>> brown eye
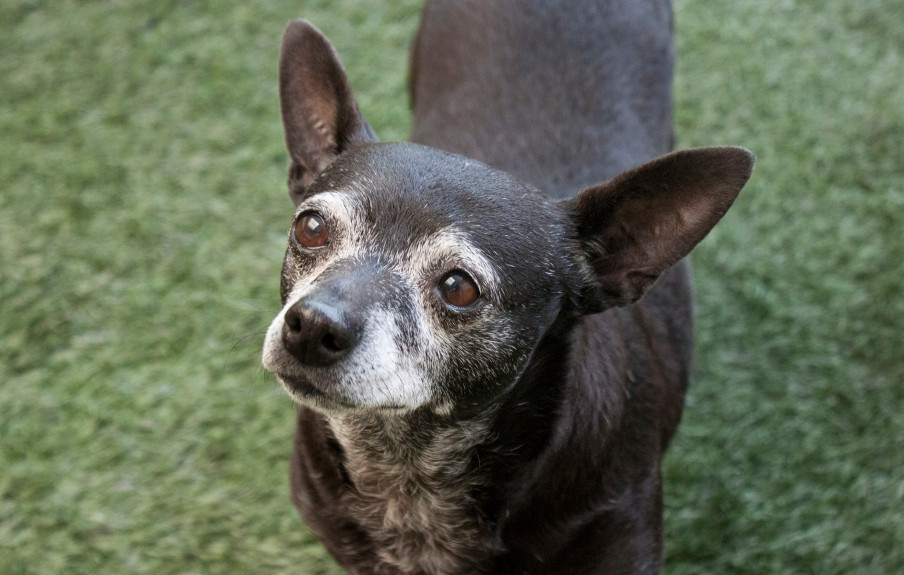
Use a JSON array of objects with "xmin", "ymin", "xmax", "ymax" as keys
[
  {"xmin": 439, "ymin": 271, "xmax": 479, "ymax": 308},
  {"xmin": 294, "ymin": 212, "xmax": 329, "ymax": 249}
]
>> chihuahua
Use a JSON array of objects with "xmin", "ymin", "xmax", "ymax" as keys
[{"xmin": 262, "ymin": 1, "xmax": 753, "ymax": 573}]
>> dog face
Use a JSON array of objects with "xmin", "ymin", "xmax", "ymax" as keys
[
  {"xmin": 263, "ymin": 143, "xmax": 576, "ymax": 413},
  {"xmin": 261, "ymin": 20, "xmax": 753, "ymax": 416}
]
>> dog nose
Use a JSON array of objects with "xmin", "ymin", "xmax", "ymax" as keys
[{"xmin": 281, "ymin": 300, "xmax": 360, "ymax": 367}]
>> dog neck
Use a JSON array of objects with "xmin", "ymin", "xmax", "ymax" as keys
[
  {"xmin": 326, "ymin": 407, "xmax": 496, "ymax": 480},
  {"xmin": 325, "ymin": 408, "xmax": 499, "ymax": 574}
]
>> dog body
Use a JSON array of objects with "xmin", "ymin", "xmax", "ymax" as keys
[{"xmin": 262, "ymin": 2, "xmax": 753, "ymax": 573}]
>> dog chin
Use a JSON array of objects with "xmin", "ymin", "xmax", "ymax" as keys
[
  {"xmin": 276, "ymin": 373, "xmax": 413, "ymax": 414},
  {"xmin": 276, "ymin": 373, "xmax": 343, "ymax": 409}
]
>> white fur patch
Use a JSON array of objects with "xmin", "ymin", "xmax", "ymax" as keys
[{"xmin": 316, "ymin": 308, "xmax": 438, "ymax": 408}]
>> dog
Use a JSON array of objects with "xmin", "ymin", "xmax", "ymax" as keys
[{"xmin": 261, "ymin": 1, "xmax": 753, "ymax": 573}]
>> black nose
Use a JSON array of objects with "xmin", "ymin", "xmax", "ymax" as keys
[{"xmin": 281, "ymin": 299, "xmax": 360, "ymax": 367}]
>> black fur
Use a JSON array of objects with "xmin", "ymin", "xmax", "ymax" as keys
[{"xmin": 262, "ymin": 4, "xmax": 754, "ymax": 574}]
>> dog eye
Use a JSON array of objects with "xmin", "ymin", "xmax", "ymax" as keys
[
  {"xmin": 439, "ymin": 271, "xmax": 479, "ymax": 308},
  {"xmin": 294, "ymin": 212, "xmax": 329, "ymax": 249}
]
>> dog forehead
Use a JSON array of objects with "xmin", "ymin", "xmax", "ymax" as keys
[
  {"xmin": 313, "ymin": 143, "xmax": 560, "ymax": 240},
  {"xmin": 321, "ymin": 143, "xmax": 539, "ymax": 211}
]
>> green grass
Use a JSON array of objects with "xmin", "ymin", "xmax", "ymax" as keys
[{"xmin": 1, "ymin": 0, "xmax": 901, "ymax": 573}]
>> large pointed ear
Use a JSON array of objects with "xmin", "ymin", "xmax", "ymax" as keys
[
  {"xmin": 563, "ymin": 147, "xmax": 754, "ymax": 312},
  {"xmin": 279, "ymin": 19, "xmax": 377, "ymax": 205}
]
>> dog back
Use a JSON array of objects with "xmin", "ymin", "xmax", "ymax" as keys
[{"xmin": 410, "ymin": 0, "xmax": 674, "ymax": 199}]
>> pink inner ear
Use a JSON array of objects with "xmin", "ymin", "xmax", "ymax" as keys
[
  {"xmin": 298, "ymin": 94, "xmax": 341, "ymax": 174},
  {"xmin": 310, "ymin": 117, "xmax": 337, "ymax": 151}
]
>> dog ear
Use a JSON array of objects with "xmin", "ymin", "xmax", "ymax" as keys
[
  {"xmin": 279, "ymin": 19, "xmax": 377, "ymax": 205},
  {"xmin": 563, "ymin": 147, "xmax": 754, "ymax": 312}
]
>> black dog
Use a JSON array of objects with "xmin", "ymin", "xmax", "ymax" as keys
[{"xmin": 262, "ymin": 1, "xmax": 753, "ymax": 573}]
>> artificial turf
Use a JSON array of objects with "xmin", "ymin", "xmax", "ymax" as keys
[{"xmin": 1, "ymin": 0, "xmax": 901, "ymax": 573}]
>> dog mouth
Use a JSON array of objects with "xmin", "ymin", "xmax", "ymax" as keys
[
  {"xmin": 276, "ymin": 372, "xmax": 353, "ymax": 408},
  {"xmin": 275, "ymin": 372, "xmax": 408, "ymax": 412}
]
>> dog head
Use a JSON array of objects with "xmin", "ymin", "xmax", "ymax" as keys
[{"xmin": 261, "ymin": 20, "xmax": 754, "ymax": 415}]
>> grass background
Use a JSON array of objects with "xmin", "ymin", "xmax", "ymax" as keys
[{"xmin": 1, "ymin": 0, "xmax": 901, "ymax": 573}]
